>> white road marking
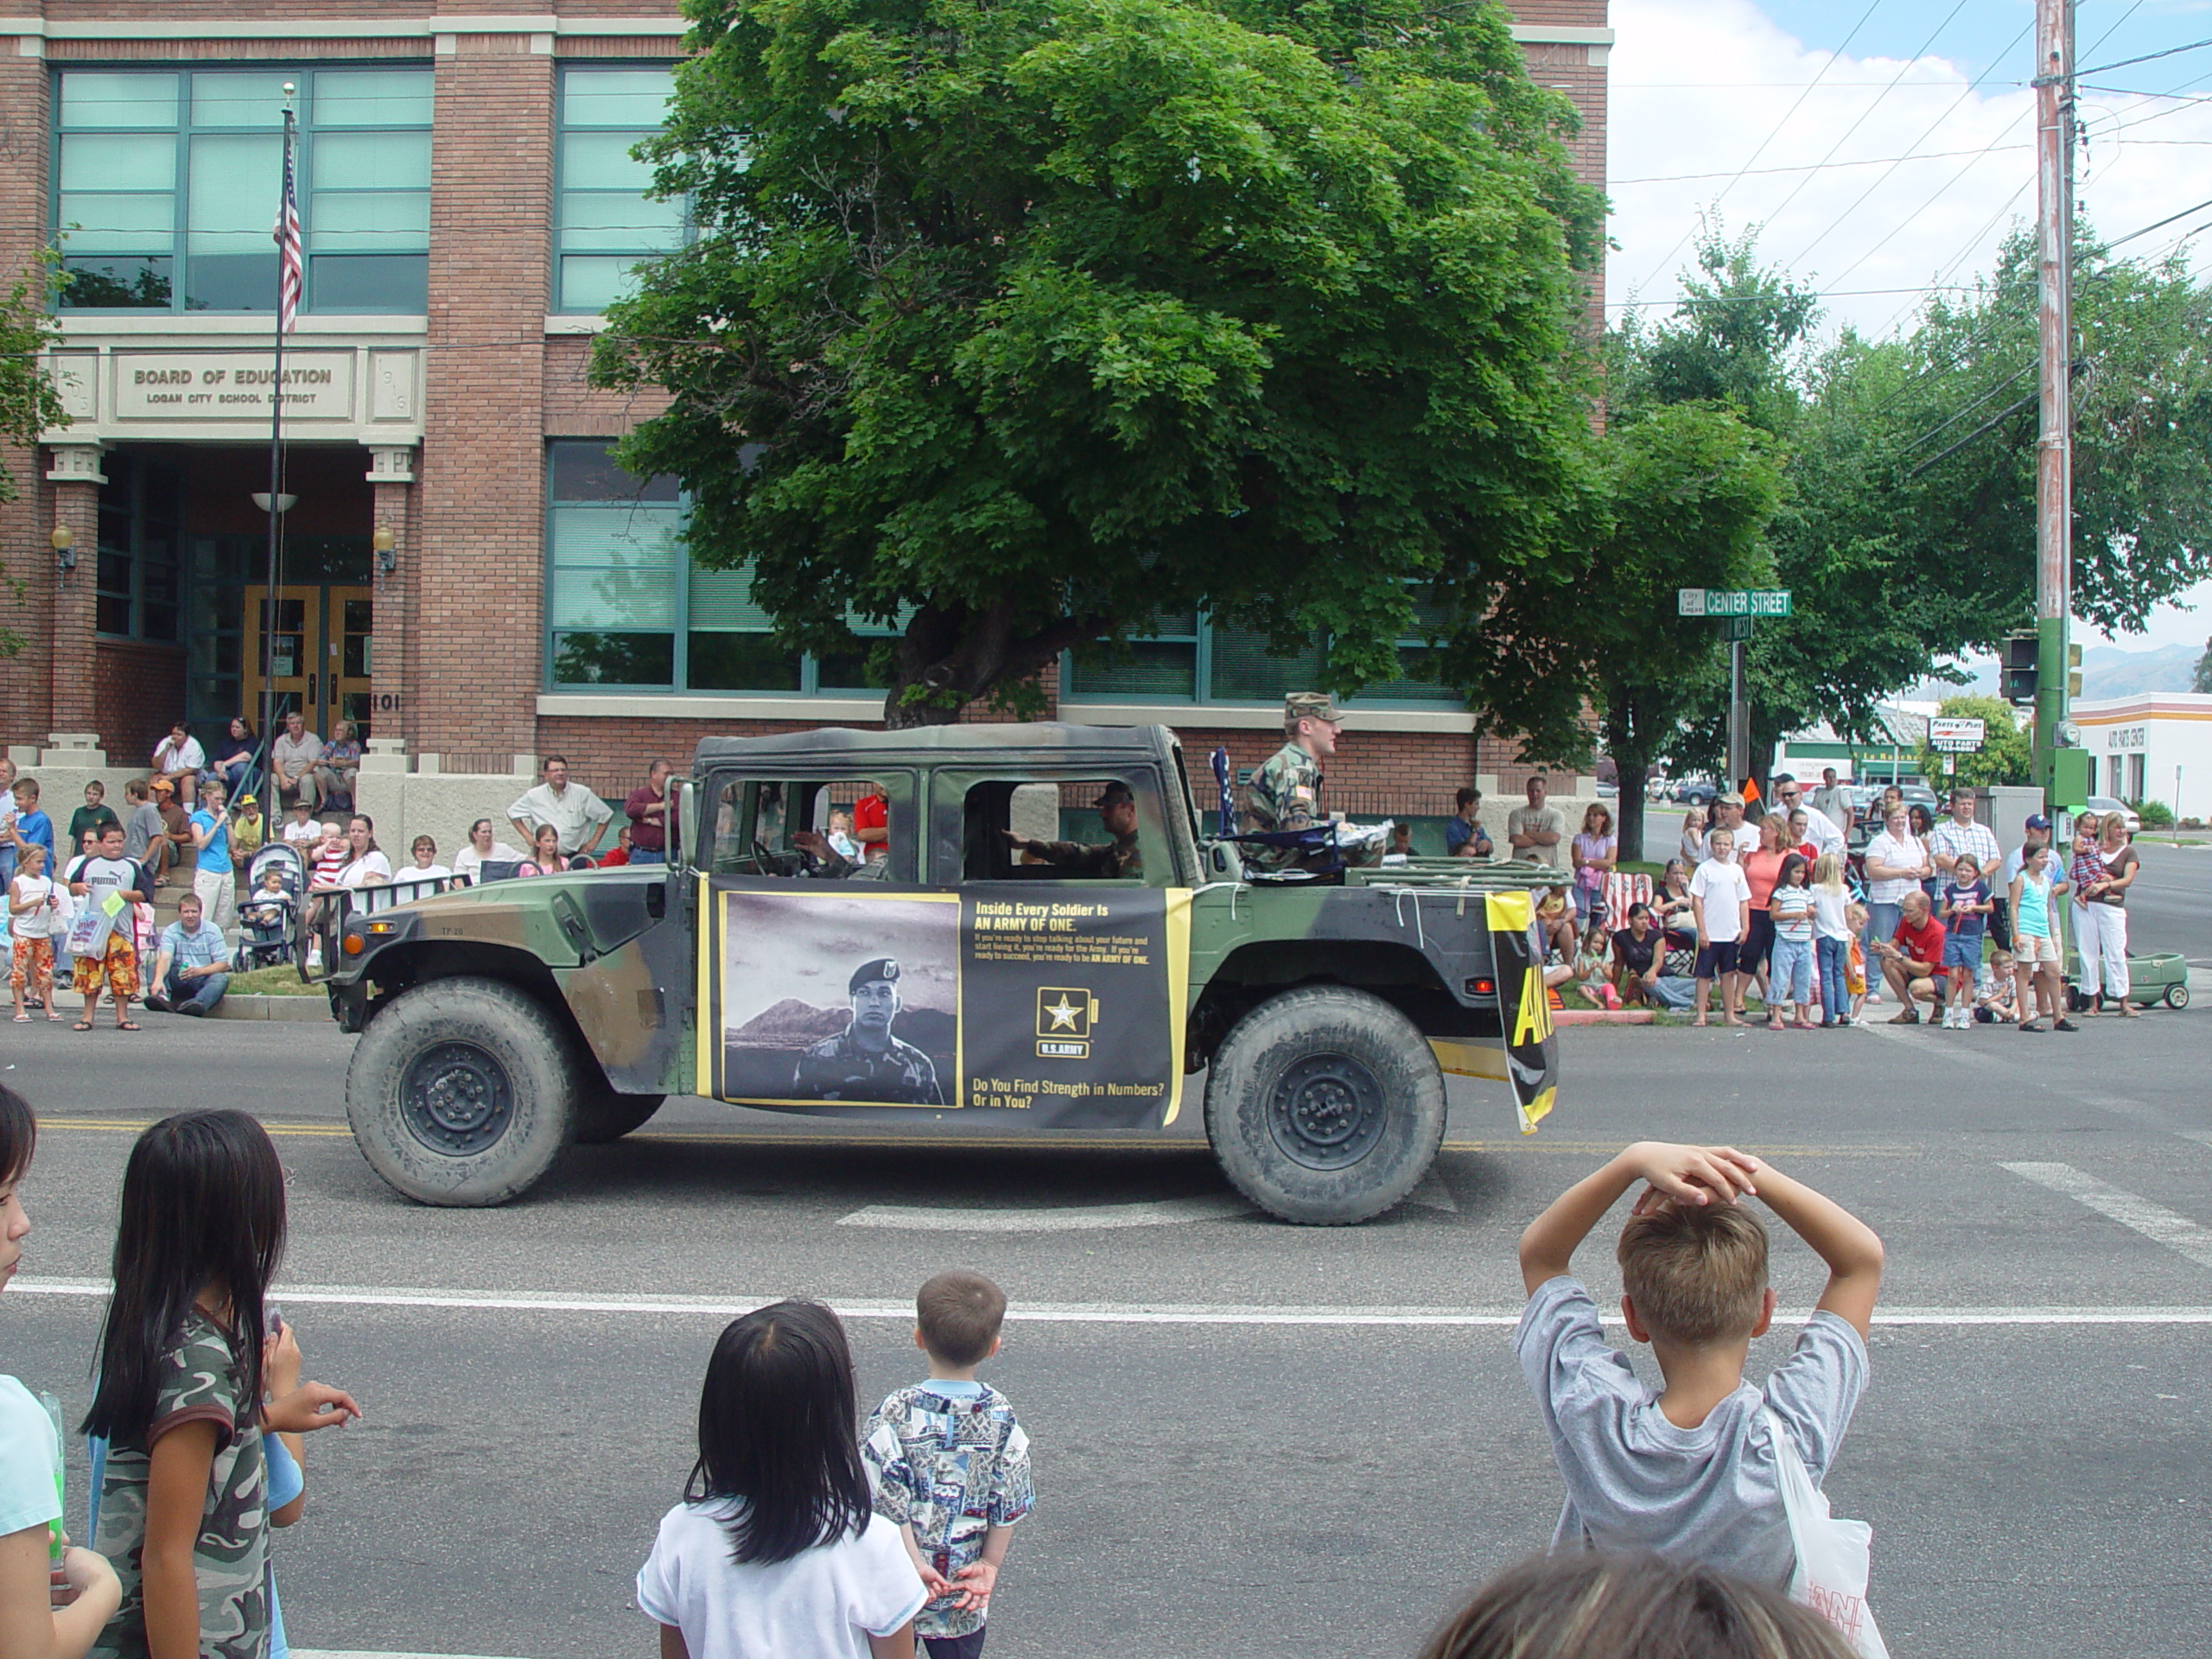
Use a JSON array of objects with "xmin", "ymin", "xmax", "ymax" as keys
[
  {"xmin": 836, "ymin": 1194, "xmax": 1253, "ymax": 1231},
  {"xmin": 1863, "ymin": 1021, "xmax": 2008, "ymax": 1069},
  {"xmin": 2003, "ymin": 1161, "xmax": 2212, "ymax": 1270},
  {"xmin": 15, "ymin": 1279, "xmax": 2212, "ymax": 1326}
]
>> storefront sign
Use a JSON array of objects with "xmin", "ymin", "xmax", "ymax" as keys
[
  {"xmin": 2107, "ymin": 727, "xmax": 2145, "ymax": 750},
  {"xmin": 111, "ymin": 352, "xmax": 356, "ymax": 422}
]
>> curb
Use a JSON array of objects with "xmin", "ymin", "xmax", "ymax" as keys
[
  {"xmin": 211, "ymin": 995, "xmax": 330, "ymax": 1023},
  {"xmin": 1554, "ymin": 1008, "xmax": 1656, "ymax": 1026}
]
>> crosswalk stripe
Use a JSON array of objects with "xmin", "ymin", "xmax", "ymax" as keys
[
  {"xmin": 838, "ymin": 1195, "xmax": 1252, "ymax": 1231},
  {"xmin": 2002, "ymin": 1161, "xmax": 2212, "ymax": 1270}
]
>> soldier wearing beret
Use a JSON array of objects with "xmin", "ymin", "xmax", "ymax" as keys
[
  {"xmin": 791, "ymin": 957, "xmax": 944, "ymax": 1104},
  {"xmin": 1245, "ymin": 692, "xmax": 1349, "ymax": 871},
  {"xmin": 1002, "ymin": 781, "xmax": 1144, "ymax": 879}
]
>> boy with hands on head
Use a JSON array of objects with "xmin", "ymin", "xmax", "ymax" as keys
[{"xmin": 1515, "ymin": 1143, "xmax": 1885, "ymax": 1587}]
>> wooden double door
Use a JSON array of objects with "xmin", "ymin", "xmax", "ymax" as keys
[{"xmin": 241, "ymin": 584, "xmax": 373, "ymax": 739}]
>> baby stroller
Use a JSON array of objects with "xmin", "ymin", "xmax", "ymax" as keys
[{"xmin": 241, "ymin": 843, "xmax": 307, "ymax": 969}]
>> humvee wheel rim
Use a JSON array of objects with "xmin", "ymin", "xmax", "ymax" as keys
[
  {"xmin": 1267, "ymin": 1053, "xmax": 1386, "ymax": 1171},
  {"xmin": 402, "ymin": 1041, "xmax": 516, "ymax": 1155}
]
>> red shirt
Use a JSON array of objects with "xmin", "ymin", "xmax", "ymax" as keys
[
  {"xmin": 853, "ymin": 791, "xmax": 887, "ymax": 855},
  {"xmin": 623, "ymin": 783, "xmax": 666, "ymax": 851},
  {"xmin": 600, "ymin": 845, "xmax": 630, "ymax": 867},
  {"xmin": 1892, "ymin": 913, "xmax": 1946, "ymax": 969}
]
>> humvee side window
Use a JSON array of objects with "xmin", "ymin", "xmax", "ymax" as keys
[
  {"xmin": 702, "ymin": 772, "xmax": 917, "ymax": 881},
  {"xmin": 937, "ymin": 774, "xmax": 1156, "ymax": 885}
]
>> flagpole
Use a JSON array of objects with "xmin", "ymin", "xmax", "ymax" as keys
[{"xmin": 258, "ymin": 84, "xmax": 297, "ymax": 779}]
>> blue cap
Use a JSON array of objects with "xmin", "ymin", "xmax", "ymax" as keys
[{"xmin": 2024, "ymin": 813, "xmax": 2051, "ymax": 830}]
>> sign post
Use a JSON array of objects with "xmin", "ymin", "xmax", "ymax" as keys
[{"xmin": 1677, "ymin": 591, "xmax": 1792, "ymax": 788}]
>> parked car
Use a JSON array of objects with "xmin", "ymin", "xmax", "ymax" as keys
[
  {"xmin": 1672, "ymin": 778, "xmax": 1718, "ymax": 805},
  {"xmin": 2082, "ymin": 796, "xmax": 2142, "ymax": 833},
  {"xmin": 1595, "ymin": 780, "xmax": 1618, "ymax": 799}
]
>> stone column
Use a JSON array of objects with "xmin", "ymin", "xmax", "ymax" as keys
[
  {"xmin": 367, "ymin": 444, "xmax": 417, "ymax": 750},
  {"xmin": 45, "ymin": 444, "xmax": 105, "ymax": 738}
]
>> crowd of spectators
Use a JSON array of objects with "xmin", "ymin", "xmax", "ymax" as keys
[{"xmin": 0, "ymin": 727, "xmax": 681, "ymax": 1019}]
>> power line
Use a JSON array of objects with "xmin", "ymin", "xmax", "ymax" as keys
[
  {"xmin": 2076, "ymin": 35, "xmax": 2212, "ymax": 79},
  {"xmin": 1611, "ymin": 144, "xmax": 2031, "ymax": 187},
  {"xmin": 1625, "ymin": 0, "xmax": 1888, "ymax": 296}
]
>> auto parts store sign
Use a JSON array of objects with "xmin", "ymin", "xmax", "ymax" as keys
[{"xmin": 113, "ymin": 352, "xmax": 355, "ymax": 421}]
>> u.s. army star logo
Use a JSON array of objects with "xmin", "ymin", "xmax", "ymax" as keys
[{"xmin": 1034, "ymin": 987, "xmax": 1098, "ymax": 1057}]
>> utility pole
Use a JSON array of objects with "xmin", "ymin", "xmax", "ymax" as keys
[
  {"xmin": 1727, "ymin": 636, "xmax": 1748, "ymax": 797},
  {"xmin": 2032, "ymin": 0, "xmax": 2086, "ymax": 808}
]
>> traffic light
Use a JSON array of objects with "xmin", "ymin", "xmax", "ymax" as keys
[
  {"xmin": 2067, "ymin": 641, "xmax": 2082, "ymax": 698},
  {"xmin": 2002, "ymin": 632, "xmax": 2038, "ymax": 704}
]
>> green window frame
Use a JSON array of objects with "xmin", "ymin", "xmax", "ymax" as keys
[
  {"xmin": 94, "ymin": 452, "xmax": 184, "ymax": 644},
  {"xmin": 54, "ymin": 66, "xmax": 433, "ymax": 315},
  {"xmin": 543, "ymin": 440, "xmax": 899, "ymax": 696},
  {"xmin": 554, "ymin": 65, "xmax": 687, "ymax": 314},
  {"xmin": 1061, "ymin": 617, "xmax": 1460, "ymax": 709}
]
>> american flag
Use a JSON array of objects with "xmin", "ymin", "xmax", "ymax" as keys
[{"xmin": 274, "ymin": 123, "xmax": 302, "ymax": 335}]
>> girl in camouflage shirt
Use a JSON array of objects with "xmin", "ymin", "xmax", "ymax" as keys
[{"xmin": 81, "ymin": 1112, "xmax": 359, "ymax": 1659}]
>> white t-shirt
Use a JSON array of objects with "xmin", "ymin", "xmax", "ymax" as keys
[
  {"xmin": 0, "ymin": 1376, "xmax": 62, "ymax": 1541},
  {"xmin": 1812, "ymin": 888, "xmax": 1853, "ymax": 941},
  {"xmin": 338, "ymin": 851, "xmax": 393, "ymax": 888},
  {"xmin": 153, "ymin": 734, "xmax": 206, "ymax": 773},
  {"xmin": 636, "ymin": 1503, "xmax": 925, "ymax": 1659},
  {"xmin": 282, "ymin": 818, "xmax": 321, "ymax": 846},
  {"xmin": 9, "ymin": 874, "xmax": 60, "ymax": 939},
  {"xmin": 1861, "ymin": 830, "xmax": 1926, "ymax": 904},
  {"xmin": 1688, "ymin": 859, "xmax": 1751, "ymax": 943},
  {"xmin": 453, "ymin": 842, "xmax": 525, "ymax": 879},
  {"xmin": 391, "ymin": 862, "xmax": 452, "ymax": 898}
]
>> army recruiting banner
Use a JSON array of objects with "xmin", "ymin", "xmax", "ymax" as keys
[
  {"xmin": 1484, "ymin": 890, "xmax": 1559, "ymax": 1135},
  {"xmin": 700, "ymin": 882, "xmax": 1190, "ymax": 1127}
]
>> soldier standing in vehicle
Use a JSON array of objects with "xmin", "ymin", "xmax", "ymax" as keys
[
  {"xmin": 1246, "ymin": 692, "xmax": 1369, "ymax": 870},
  {"xmin": 1002, "ymin": 782, "xmax": 1143, "ymax": 878},
  {"xmin": 792, "ymin": 958, "xmax": 944, "ymax": 1104}
]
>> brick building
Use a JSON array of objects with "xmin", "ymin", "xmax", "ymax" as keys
[{"xmin": 0, "ymin": 1, "xmax": 1611, "ymax": 817}]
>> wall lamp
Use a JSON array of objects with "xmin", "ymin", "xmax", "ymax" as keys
[
  {"xmin": 372, "ymin": 524, "xmax": 397, "ymax": 577},
  {"xmin": 50, "ymin": 524, "xmax": 74, "ymax": 574}
]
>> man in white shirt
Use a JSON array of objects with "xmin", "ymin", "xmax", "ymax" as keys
[
  {"xmin": 151, "ymin": 721, "xmax": 205, "ymax": 801},
  {"xmin": 1506, "ymin": 774, "xmax": 1567, "ymax": 868},
  {"xmin": 270, "ymin": 711, "xmax": 336, "ymax": 810},
  {"xmin": 281, "ymin": 799, "xmax": 321, "ymax": 847},
  {"xmin": 507, "ymin": 755, "xmax": 613, "ymax": 857},
  {"xmin": 1706, "ymin": 793, "xmax": 1752, "ymax": 865},
  {"xmin": 1929, "ymin": 786, "xmax": 2000, "ymax": 879},
  {"xmin": 1688, "ymin": 828, "xmax": 1752, "ymax": 1026},
  {"xmin": 1808, "ymin": 767, "xmax": 1855, "ymax": 837},
  {"xmin": 1764, "ymin": 774, "xmax": 1844, "ymax": 857}
]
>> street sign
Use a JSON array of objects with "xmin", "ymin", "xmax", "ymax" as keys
[
  {"xmin": 1677, "ymin": 588, "xmax": 1791, "ymax": 618},
  {"xmin": 1929, "ymin": 716, "xmax": 1986, "ymax": 753},
  {"xmin": 1723, "ymin": 615, "xmax": 1756, "ymax": 642}
]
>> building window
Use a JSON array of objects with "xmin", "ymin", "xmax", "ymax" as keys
[
  {"xmin": 95, "ymin": 452, "xmax": 183, "ymax": 643},
  {"xmin": 1063, "ymin": 615, "xmax": 1458, "ymax": 709},
  {"xmin": 55, "ymin": 67, "xmax": 432, "ymax": 315},
  {"xmin": 555, "ymin": 66, "xmax": 686, "ymax": 313},
  {"xmin": 546, "ymin": 440, "xmax": 892, "ymax": 696}
]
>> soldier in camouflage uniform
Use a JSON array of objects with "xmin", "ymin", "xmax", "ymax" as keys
[
  {"xmin": 1002, "ymin": 780, "xmax": 1144, "ymax": 879},
  {"xmin": 792, "ymin": 957, "xmax": 944, "ymax": 1103},
  {"xmin": 1246, "ymin": 692, "xmax": 1382, "ymax": 871}
]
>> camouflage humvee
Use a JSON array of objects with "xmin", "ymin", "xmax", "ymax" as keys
[{"xmin": 326, "ymin": 725, "xmax": 1560, "ymax": 1223}]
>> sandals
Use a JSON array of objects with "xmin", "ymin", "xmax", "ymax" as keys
[
  {"xmin": 73, "ymin": 1020, "xmax": 93, "ymax": 1031},
  {"xmin": 115, "ymin": 1020, "xmax": 141, "ymax": 1032},
  {"xmin": 10, "ymin": 1013, "xmax": 26, "ymax": 1024}
]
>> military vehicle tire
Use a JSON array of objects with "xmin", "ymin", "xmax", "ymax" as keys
[
  {"xmin": 346, "ymin": 976, "xmax": 577, "ymax": 1206},
  {"xmin": 573, "ymin": 1084, "xmax": 664, "ymax": 1144},
  {"xmin": 1203, "ymin": 986, "xmax": 1446, "ymax": 1225}
]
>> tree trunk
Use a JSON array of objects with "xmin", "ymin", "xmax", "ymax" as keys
[
  {"xmin": 878, "ymin": 598, "xmax": 1102, "ymax": 728},
  {"xmin": 1614, "ymin": 757, "xmax": 1651, "ymax": 868}
]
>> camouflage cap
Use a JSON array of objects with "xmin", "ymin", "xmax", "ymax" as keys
[
  {"xmin": 849, "ymin": 957, "xmax": 901, "ymax": 993},
  {"xmin": 1285, "ymin": 691, "xmax": 1342, "ymax": 724}
]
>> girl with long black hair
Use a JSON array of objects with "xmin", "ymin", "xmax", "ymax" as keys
[
  {"xmin": 0, "ymin": 1083, "xmax": 123, "ymax": 1658},
  {"xmin": 637, "ymin": 1300, "xmax": 925, "ymax": 1659},
  {"xmin": 82, "ymin": 1110, "xmax": 359, "ymax": 1659}
]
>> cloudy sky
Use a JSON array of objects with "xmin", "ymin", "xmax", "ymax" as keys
[{"xmin": 1605, "ymin": 0, "xmax": 2212, "ymax": 655}]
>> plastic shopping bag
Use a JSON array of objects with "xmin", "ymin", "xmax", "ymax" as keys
[{"xmin": 1764, "ymin": 1408, "xmax": 1889, "ymax": 1658}]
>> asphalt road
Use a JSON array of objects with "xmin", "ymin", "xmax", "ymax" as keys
[{"xmin": 1, "ymin": 858, "xmax": 2206, "ymax": 1658}]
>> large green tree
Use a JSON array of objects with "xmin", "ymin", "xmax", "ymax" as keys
[
  {"xmin": 594, "ymin": 0, "xmax": 1603, "ymax": 724},
  {"xmin": 1, "ymin": 259, "xmax": 67, "ymax": 658},
  {"xmin": 1726, "ymin": 227, "xmax": 2212, "ymax": 766}
]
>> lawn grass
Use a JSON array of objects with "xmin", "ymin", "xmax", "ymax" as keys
[{"xmin": 224, "ymin": 966, "xmax": 323, "ymax": 996}]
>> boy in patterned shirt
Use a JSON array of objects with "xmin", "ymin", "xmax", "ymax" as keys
[{"xmin": 862, "ymin": 1271, "xmax": 1035, "ymax": 1659}]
